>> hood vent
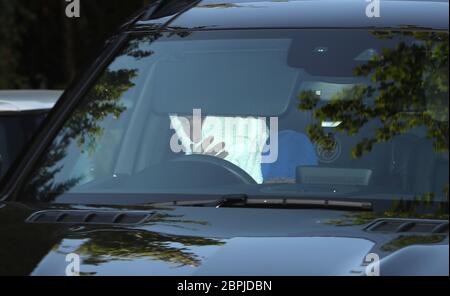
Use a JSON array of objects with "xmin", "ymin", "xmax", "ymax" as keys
[
  {"xmin": 366, "ymin": 219, "xmax": 449, "ymax": 234},
  {"xmin": 26, "ymin": 210, "xmax": 154, "ymax": 226}
]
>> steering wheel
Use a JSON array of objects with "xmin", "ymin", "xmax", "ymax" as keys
[
  {"xmin": 78, "ymin": 154, "xmax": 257, "ymax": 192},
  {"xmin": 172, "ymin": 154, "xmax": 257, "ymax": 185}
]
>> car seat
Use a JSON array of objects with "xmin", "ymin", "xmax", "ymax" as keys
[
  {"xmin": 261, "ymin": 130, "xmax": 318, "ymax": 182},
  {"xmin": 407, "ymin": 138, "xmax": 449, "ymax": 200}
]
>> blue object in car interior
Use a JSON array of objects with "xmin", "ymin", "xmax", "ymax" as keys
[{"xmin": 262, "ymin": 130, "xmax": 318, "ymax": 181}]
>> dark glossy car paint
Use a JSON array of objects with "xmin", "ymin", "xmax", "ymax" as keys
[
  {"xmin": 0, "ymin": 0, "xmax": 448, "ymax": 276},
  {"xmin": 0, "ymin": 201, "xmax": 448, "ymax": 276}
]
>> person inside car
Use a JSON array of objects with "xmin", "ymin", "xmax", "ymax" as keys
[{"xmin": 170, "ymin": 112, "xmax": 269, "ymax": 183}]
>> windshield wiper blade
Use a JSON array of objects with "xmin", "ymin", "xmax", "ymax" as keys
[
  {"xmin": 154, "ymin": 194, "xmax": 373, "ymax": 211},
  {"xmin": 217, "ymin": 196, "xmax": 372, "ymax": 211}
]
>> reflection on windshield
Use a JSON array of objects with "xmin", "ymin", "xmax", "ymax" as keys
[
  {"xmin": 20, "ymin": 29, "xmax": 448, "ymax": 215},
  {"xmin": 299, "ymin": 31, "xmax": 449, "ymax": 203},
  {"xmin": 24, "ymin": 68, "xmax": 136, "ymax": 201},
  {"xmin": 299, "ymin": 31, "xmax": 448, "ymax": 158}
]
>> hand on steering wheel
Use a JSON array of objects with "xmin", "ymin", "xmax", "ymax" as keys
[{"xmin": 191, "ymin": 136, "xmax": 229, "ymax": 159}]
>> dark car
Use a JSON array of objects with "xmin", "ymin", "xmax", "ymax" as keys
[
  {"xmin": 0, "ymin": 90, "xmax": 61, "ymax": 178},
  {"xmin": 0, "ymin": 0, "xmax": 448, "ymax": 276}
]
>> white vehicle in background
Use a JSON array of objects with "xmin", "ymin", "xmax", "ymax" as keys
[{"xmin": 0, "ymin": 90, "xmax": 62, "ymax": 177}]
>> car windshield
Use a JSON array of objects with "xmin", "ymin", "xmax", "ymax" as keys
[{"xmin": 19, "ymin": 29, "xmax": 449, "ymax": 211}]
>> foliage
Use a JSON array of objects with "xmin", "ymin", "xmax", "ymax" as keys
[
  {"xmin": 299, "ymin": 31, "xmax": 449, "ymax": 159},
  {"xmin": 381, "ymin": 235, "xmax": 446, "ymax": 252},
  {"xmin": 24, "ymin": 68, "xmax": 136, "ymax": 201},
  {"xmin": 72, "ymin": 227, "xmax": 224, "ymax": 267},
  {"xmin": 326, "ymin": 194, "xmax": 449, "ymax": 227},
  {"xmin": 0, "ymin": 0, "xmax": 153, "ymax": 89}
]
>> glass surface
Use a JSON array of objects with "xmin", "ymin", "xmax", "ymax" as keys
[{"xmin": 20, "ymin": 30, "xmax": 449, "ymax": 213}]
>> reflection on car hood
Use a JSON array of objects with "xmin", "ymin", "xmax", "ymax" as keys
[
  {"xmin": 32, "ymin": 235, "xmax": 374, "ymax": 276},
  {"xmin": 0, "ymin": 203, "xmax": 448, "ymax": 276}
]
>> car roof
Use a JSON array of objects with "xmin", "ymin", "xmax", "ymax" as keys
[
  {"xmin": 0, "ymin": 90, "xmax": 62, "ymax": 113},
  {"xmin": 135, "ymin": 0, "xmax": 449, "ymax": 31}
]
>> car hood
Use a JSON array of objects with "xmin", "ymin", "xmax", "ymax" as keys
[
  {"xmin": 0, "ymin": 203, "xmax": 448, "ymax": 276},
  {"xmin": 34, "ymin": 235, "xmax": 376, "ymax": 276}
]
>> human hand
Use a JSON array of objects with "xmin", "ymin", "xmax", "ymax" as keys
[{"xmin": 191, "ymin": 136, "xmax": 229, "ymax": 159}]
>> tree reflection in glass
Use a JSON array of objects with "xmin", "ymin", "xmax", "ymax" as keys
[
  {"xmin": 299, "ymin": 31, "xmax": 448, "ymax": 157},
  {"xmin": 26, "ymin": 68, "xmax": 137, "ymax": 201},
  {"xmin": 299, "ymin": 31, "xmax": 449, "ymax": 201}
]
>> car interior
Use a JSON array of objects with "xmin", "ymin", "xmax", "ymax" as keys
[{"xmin": 41, "ymin": 31, "xmax": 448, "ymax": 202}]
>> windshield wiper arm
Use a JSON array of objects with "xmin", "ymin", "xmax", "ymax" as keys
[
  {"xmin": 217, "ymin": 195, "xmax": 372, "ymax": 211},
  {"xmin": 155, "ymin": 194, "xmax": 373, "ymax": 211}
]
